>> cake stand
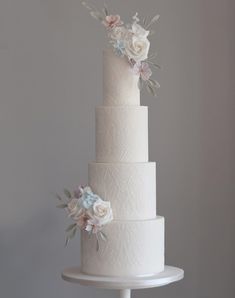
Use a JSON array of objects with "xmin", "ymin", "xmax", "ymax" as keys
[{"xmin": 62, "ymin": 266, "xmax": 184, "ymax": 298}]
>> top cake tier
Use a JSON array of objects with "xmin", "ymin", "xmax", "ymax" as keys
[{"xmin": 103, "ymin": 49, "xmax": 140, "ymax": 106}]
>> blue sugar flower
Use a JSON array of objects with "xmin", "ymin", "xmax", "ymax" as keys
[
  {"xmin": 79, "ymin": 187, "xmax": 98, "ymax": 209},
  {"xmin": 113, "ymin": 40, "xmax": 125, "ymax": 57}
]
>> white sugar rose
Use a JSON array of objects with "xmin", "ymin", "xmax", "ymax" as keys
[
  {"xmin": 131, "ymin": 23, "xmax": 149, "ymax": 38},
  {"xmin": 92, "ymin": 199, "xmax": 113, "ymax": 225},
  {"xmin": 110, "ymin": 26, "xmax": 127, "ymax": 41},
  {"xmin": 124, "ymin": 34, "xmax": 150, "ymax": 62},
  {"xmin": 67, "ymin": 198, "xmax": 81, "ymax": 219}
]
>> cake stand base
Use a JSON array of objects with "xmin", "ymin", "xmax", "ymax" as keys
[
  {"xmin": 120, "ymin": 289, "xmax": 131, "ymax": 298},
  {"xmin": 62, "ymin": 265, "xmax": 184, "ymax": 298}
]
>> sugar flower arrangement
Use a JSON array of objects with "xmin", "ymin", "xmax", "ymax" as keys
[
  {"xmin": 56, "ymin": 186, "xmax": 113, "ymax": 251},
  {"xmin": 82, "ymin": 1, "xmax": 161, "ymax": 96}
]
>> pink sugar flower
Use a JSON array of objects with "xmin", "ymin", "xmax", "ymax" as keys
[
  {"xmin": 102, "ymin": 15, "xmax": 123, "ymax": 29},
  {"xmin": 85, "ymin": 217, "xmax": 102, "ymax": 234},
  {"xmin": 74, "ymin": 185, "xmax": 84, "ymax": 198},
  {"xmin": 133, "ymin": 61, "xmax": 152, "ymax": 81},
  {"xmin": 76, "ymin": 211, "xmax": 90, "ymax": 230}
]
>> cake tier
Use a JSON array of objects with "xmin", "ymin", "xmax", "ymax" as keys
[
  {"xmin": 103, "ymin": 49, "xmax": 140, "ymax": 106},
  {"xmin": 96, "ymin": 106, "xmax": 148, "ymax": 162},
  {"xmin": 81, "ymin": 217, "xmax": 164, "ymax": 277},
  {"xmin": 89, "ymin": 162, "xmax": 156, "ymax": 220}
]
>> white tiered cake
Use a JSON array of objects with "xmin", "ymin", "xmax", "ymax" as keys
[{"xmin": 81, "ymin": 49, "xmax": 165, "ymax": 277}]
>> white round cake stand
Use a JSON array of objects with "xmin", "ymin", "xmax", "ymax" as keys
[{"xmin": 62, "ymin": 266, "xmax": 184, "ymax": 298}]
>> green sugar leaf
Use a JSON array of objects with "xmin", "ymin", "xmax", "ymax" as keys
[
  {"xmin": 56, "ymin": 203, "xmax": 68, "ymax": 209},
  {"xmin": 146, "ymin": 14, "xmax": 160, "ymax": 29},
  {"xmin": 96, "ymin": 239, "xmax": 100, "ymax": 252},
  {"xmin": 66, "ymin": 223, "xmax": 77, "ymax": 232},
  {"xmin": 55, "ymin": 193, "xmax": 63, "ymax": 201},
  {"xmin": 152, "ymin": 63, "xmax": 161, "ymax": 70},
  {"xmin": 99, "ymin": 231, "xmax": 108, "ymax": 241},
  {"xmin": 149, "ymin": 79, "xmax": 160, "ymax": 88},
  {"xmin": 142, "ymin": 16, "xmax": 147, "ymax": 26},
  {"xmin": 146, "ymin": 82, "xmax": 157, "ymax": 97},
  {"xmin": 65, "ymin": 236, "xmax": 69, "ymax": 247},
  {"xmin": 64, "ymin": 188, "xmax": 72, "ymax": 199},
  {"xmin": 90, "ymin": 11, "xmax": 104, "ymax": 21},
  {"xmin": 138, "ymin": 77, "xmax": 144, "ymax": 90}
]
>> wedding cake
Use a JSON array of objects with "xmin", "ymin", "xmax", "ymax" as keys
[
  {"xmin": 57, "ymin": 3, "xmax": 164, "ymax": 278},
  {"xmin": 81, "ymin": 48, "xmax": 164, "ymax": 277}
]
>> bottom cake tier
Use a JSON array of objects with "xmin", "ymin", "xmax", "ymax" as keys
[{"xmin": 81, "ymin": 216, "xmax": 165, "ymax": 277}]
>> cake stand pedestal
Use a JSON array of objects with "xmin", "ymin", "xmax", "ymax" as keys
[{"xmin": 62, "ymin": 266, "xmax": 184, "ymax": 298}]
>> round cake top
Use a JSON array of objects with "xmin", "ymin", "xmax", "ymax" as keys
[{"xmin": 103, "ymin": 48, "xmax": 140, "ymax": 106}]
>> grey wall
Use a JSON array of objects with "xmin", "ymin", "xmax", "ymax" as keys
[{"xmin": 0, "ymin": 0, "xmax": 234, "ymax": 297}]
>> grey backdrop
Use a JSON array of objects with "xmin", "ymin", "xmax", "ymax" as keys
[{"xmin": 0, "ymin": 0, "xmax": 234, "ymax": 297}]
